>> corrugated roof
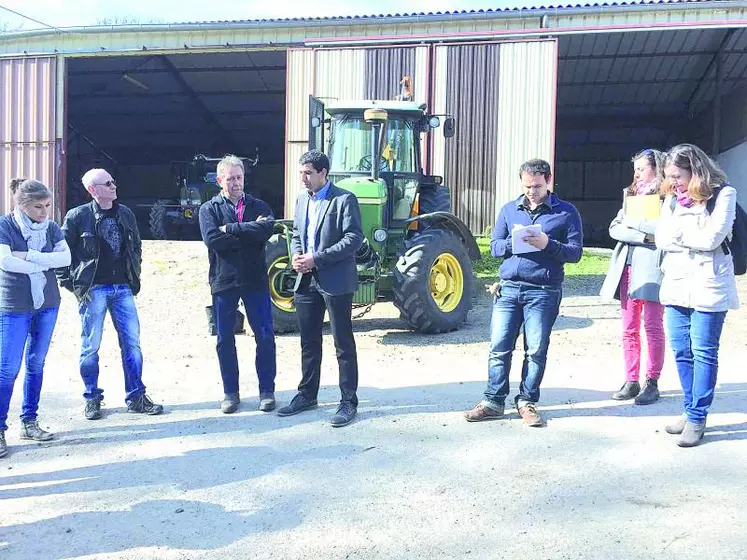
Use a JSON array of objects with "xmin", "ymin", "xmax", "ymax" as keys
[{"xmin": 166, "ymin": 1, "xmax": 717, "ymax": 26}]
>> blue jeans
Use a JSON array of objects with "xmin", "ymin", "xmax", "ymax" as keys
[
  {"xmin": 483, "ymin": 282, "xmax": 561, "ymax": 408},
  {"xmin": 213, "ymin": 288, "xmax": 276, "ymax": 395},
  {"xmin": 665, "ymin": 305, "xmax": 727, "ymax": 423},
  {"xmin": 79, "ymin": 285, "xmax": 145, "ymax": 403},
  {"xmin": 0, "ymin": 307, "xmax": 59, "ymax": 431}
]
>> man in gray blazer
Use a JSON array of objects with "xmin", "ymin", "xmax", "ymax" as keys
[{"xmin": 276, "ymin": 150, "xmax": 364, "ymax": 427}]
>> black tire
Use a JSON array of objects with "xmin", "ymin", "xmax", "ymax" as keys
[
  {"xmin": 265, "ymin": 234, "xmax": 299, "ymax": 334},
  {"xmin": 419, "ymin": 185, "xmax": 451, "ymax": 215},
  {"xmin": 393, "ymin": 228, "xmax": 473, "ymax": 333},
  {"xmin": 149, "ymin": 200, "xmax": 170, "ymax": 240}
]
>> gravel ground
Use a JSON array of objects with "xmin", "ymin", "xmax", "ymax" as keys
[{"xmin": 0, "ymin": 241, "xmax": 745, "ymax": 560}]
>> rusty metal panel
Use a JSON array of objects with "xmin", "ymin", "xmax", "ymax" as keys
[
  {"xmin": 285, "ymin": 48, "xmax": 314, "ymax": 216},
  {"xmin": 0, "ymin": 56, "xmax": 57, "ymax": 216},
  {"xmin": 444, "ymin": 43, "xmax": 501, "ymax": 234},
  {"xmin": 495, "ymin": 40, "xmax": 557, "ymax": 217}
]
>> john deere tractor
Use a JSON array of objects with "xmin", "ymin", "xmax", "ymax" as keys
[
  {"xmin": 149, "ymin": 153, "xmax": 258, "ymax": 240},
  {"xmin": 265, "ymin": 97, "xmax": 480, "ymax": 334}
]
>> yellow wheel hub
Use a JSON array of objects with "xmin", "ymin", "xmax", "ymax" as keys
[
  {"xmin": 429, "ymin": 253, "xmax": 464, "ymax": 313},
  {"xmin": 268, "ymin": 256, "xmax": 295, "ymax": 312}
]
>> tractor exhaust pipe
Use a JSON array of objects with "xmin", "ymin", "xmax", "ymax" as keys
[{"xmin": 364, "ymin": 108, "xmax": 388, "ymax": 181}]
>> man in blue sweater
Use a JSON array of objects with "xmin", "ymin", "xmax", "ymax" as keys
[{"xmin": 465, "ymin": 159, "xmax": 583, "ymax": 427}]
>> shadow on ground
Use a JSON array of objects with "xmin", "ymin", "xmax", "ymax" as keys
[
  {"xmin": 5, "ymin": 382, "xmax": 743, "ymax": 468},
  {"xmin": 0, "ymin": 498, "xmax": 297, "ymax": 558}
]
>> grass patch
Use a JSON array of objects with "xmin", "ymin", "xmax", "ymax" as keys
[{"xmin": 473, "ymin": 236, "xmax": 610, "ymax": 279}]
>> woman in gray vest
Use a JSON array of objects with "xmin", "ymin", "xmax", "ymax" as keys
[
  {"xmin": 0, "ymin": 179, "xmax": 71, "ymax": 458},
  {"xmin": 600, "ymin": 149, "xmax": 666, "ymax": 405}
]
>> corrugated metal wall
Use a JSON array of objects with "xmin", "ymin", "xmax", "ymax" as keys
[
  {"xmin": 315, "ymin": 49, "xmax": 366, "ymax": 101},
  {"xmin": 444, "ymin": 43, "xmax": 501, "ymax": 234},
  {"xmin": 431, "ymin": 47, "xmax": 448, "ymax": 178},
  {"xmin": 0, "ymin": 56, "xmax": 57, "ymax": 215},
  {"xmin": 365, "ymin": 48, "xmax": 416, "ymax": 100},
  {"xmin": 285, "ymin": 48, "xmax": 314, "ymax": 216},
  {"xmin": 413, "ymin": 47, "xmax": 429, "ymax": 106},
  {"xmin": 495, "ymin": 40, "xmax": 557, "ymax": 217},
  {"xmin": 284, "ymin": 48, "xmax": 366, "ymax": 215}
]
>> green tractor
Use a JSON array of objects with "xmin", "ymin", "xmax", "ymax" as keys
[
  {"xmin": 149, "ymin": 153, "xmax": 258, "ymax": 240},
  {"xmin": 265, "ymin": 97, "xmax": 480, "ymax": 334}
]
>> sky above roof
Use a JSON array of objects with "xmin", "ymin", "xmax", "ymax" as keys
[{"xmin": 0, "ymin": 0, "xmax": 681, "ymax": 30}]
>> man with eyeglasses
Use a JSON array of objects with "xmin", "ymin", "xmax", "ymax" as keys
[{"xmin": 58, "ymin": 168, "xmax": 164, "ymax": 420}]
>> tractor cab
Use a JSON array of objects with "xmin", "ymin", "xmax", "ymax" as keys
[{"xmin": 311, "ymin": 99, "xmax": 452, "ymax": 226}]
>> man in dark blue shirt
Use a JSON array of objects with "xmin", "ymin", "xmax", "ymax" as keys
[{"xmin": 465, "ymin": 159, "xmax": 583, "ymax": 427}]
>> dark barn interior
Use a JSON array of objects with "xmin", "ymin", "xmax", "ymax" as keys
[{"xmin": 65, "ymin": 50, "xmax": 287, "ymax": 237}]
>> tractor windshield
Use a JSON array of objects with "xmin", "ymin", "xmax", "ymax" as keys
[{"xmin": 328, "ymin": 115, "xmax": 417, "ymax": 176}]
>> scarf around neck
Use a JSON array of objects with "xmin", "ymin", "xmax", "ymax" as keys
[
  {"xmin": 674, "ymin": 184, "xmax": 695, "ymax": 208},
  {"xmin": 13, "ymin": 207, "xmax": 50, "ymax": 309},
  {"xmin": 634, "ymin": 180, "xmax": 659, "ymax": 196}
]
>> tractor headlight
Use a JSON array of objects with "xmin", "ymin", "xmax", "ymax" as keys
[{"xmin": 373, "ymin": 229, "xmax": 387, "ymax": 243}]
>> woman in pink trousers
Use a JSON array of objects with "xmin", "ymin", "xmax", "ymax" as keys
[{"xmin": 600, "ymin": 149, "xmax": 666, "ymax": 405}]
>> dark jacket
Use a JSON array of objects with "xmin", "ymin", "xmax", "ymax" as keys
[
  {"xmin": 199, "ymin": 193, "xmax": 275, "ymax": 295},
  {"xmin": 291, "ymin": 183, "xmax": 363, "ymax": 296},
  {"xmin": 491, "ymin": 193, "xmax": 583, "ymax": 287},
  {"xmin": 57, "ymin": 201, "xmax": 142, "ymax": 302}
]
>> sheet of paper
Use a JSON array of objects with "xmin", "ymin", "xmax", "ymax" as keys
[{"xmin": 511, "ymin": 224, "xmax": 543, "ymax": 254}]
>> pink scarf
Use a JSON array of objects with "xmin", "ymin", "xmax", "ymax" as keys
[
  {"xmin": 236, "ymin": 197, "xmax": 245, "ymax": 222},
  {"xmin": 634, "ymin": 180, "xmax": 658, "ymax": 196},
  {"xmin": 674, "ymin": 184, "xmax": 695, "ymax": 208}
]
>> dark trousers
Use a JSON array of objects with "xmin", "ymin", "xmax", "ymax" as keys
[
  {"xmin": 213, "ymin": 288, "xmax": 277, "ymax": 395},
  {"xmin": 295, "ymin": 283, "xmax": 358, "ymax": 406}
]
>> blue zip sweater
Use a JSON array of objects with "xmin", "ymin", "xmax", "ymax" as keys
[{"xmin": 491, "ymin": 193, "xmax": 583, "ymax": 287}]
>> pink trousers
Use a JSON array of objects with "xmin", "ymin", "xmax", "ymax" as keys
[{"xmin": 620, "ymin": 266, "xmax": 665, "ymax": 382}]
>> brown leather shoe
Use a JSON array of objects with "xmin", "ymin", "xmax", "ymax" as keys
[
  {"xmin": 464, "ymin": 402, "xmax": 504, "ymax": 422},
  {"xmin": 518, "ymin": 403, "xmax": 544, "ymax": 427}
]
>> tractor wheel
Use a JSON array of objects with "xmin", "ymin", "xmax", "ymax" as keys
[
  {"xmin": 265, "ymin": 234, "xmax": 299, "ymax": 334},
  {"xmin": 418, "ymin": 184, "xmax": 451, "ymax": 215},
  {"xmin": 149, "ymin": 200, "xmax": 170, "ymax": 240},
  {"xmin": 393, "ymin": 228, "xmax": 473, "ymax": 333}
]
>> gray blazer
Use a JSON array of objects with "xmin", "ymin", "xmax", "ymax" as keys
[
  {"xmin": 291, "ymin": 183, "xmax": 364, "ymax": 296},
  {"xmin": 599, "ymin": 206, "xmax": 663, "ymax": 302}
]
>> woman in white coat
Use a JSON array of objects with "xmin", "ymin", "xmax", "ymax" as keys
[{"xmin": 656, "ymin": 144, "xmax": 739, "ymax": 447}]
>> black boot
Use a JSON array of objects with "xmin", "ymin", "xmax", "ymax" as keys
[
  {"xmin": 634, "ymin": 378, "xmax": 660, "ymax": 405},
  {"xmin": 612, "ymin": 381, "xmax": 640, "ymax": 401}
]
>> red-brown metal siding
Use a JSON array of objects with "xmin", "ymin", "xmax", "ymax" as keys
[{"xmin": 0, "ymin": 56, "xmax": 57, "ymax": 215}]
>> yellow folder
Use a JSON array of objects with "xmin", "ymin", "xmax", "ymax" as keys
[{"xmin": 624, "ymin": 193, "xmax": 661, "ymax": 220}]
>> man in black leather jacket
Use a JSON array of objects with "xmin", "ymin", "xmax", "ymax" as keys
[{"xmin": 58, "ymin": 169, "xmax": 163, "ymax": 420}]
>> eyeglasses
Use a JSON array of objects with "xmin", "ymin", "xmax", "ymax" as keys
[{"xmin": 93, "ymin": 180, "xmax": 116, "ymax": 187}]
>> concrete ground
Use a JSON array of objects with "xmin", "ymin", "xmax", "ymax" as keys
[{"xmin": 0, "ymin": 241, "xmax": 745, "ymax": 560}]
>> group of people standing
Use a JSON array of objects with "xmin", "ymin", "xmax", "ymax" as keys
[
  {"xmin": 601, "ymin": 143, "xmax": 740, "ymax": 446},
  {"xmin": 0, "ymin": 143, "xmax": 740, "ymax": 458},
  {"xmin": 466, "ymin": 143, "xmax": 739, "ymax": 449},
  {"xmin": 198, "ymin": 150, "xmax": 364, "ymax": 428},
  {"xmin": 0, "ymin": 149, "xmax": 364, "ymax": 458},
  {"xmin": 1, "ymin": 171, "xmax": 163, "ymax": 459}
]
